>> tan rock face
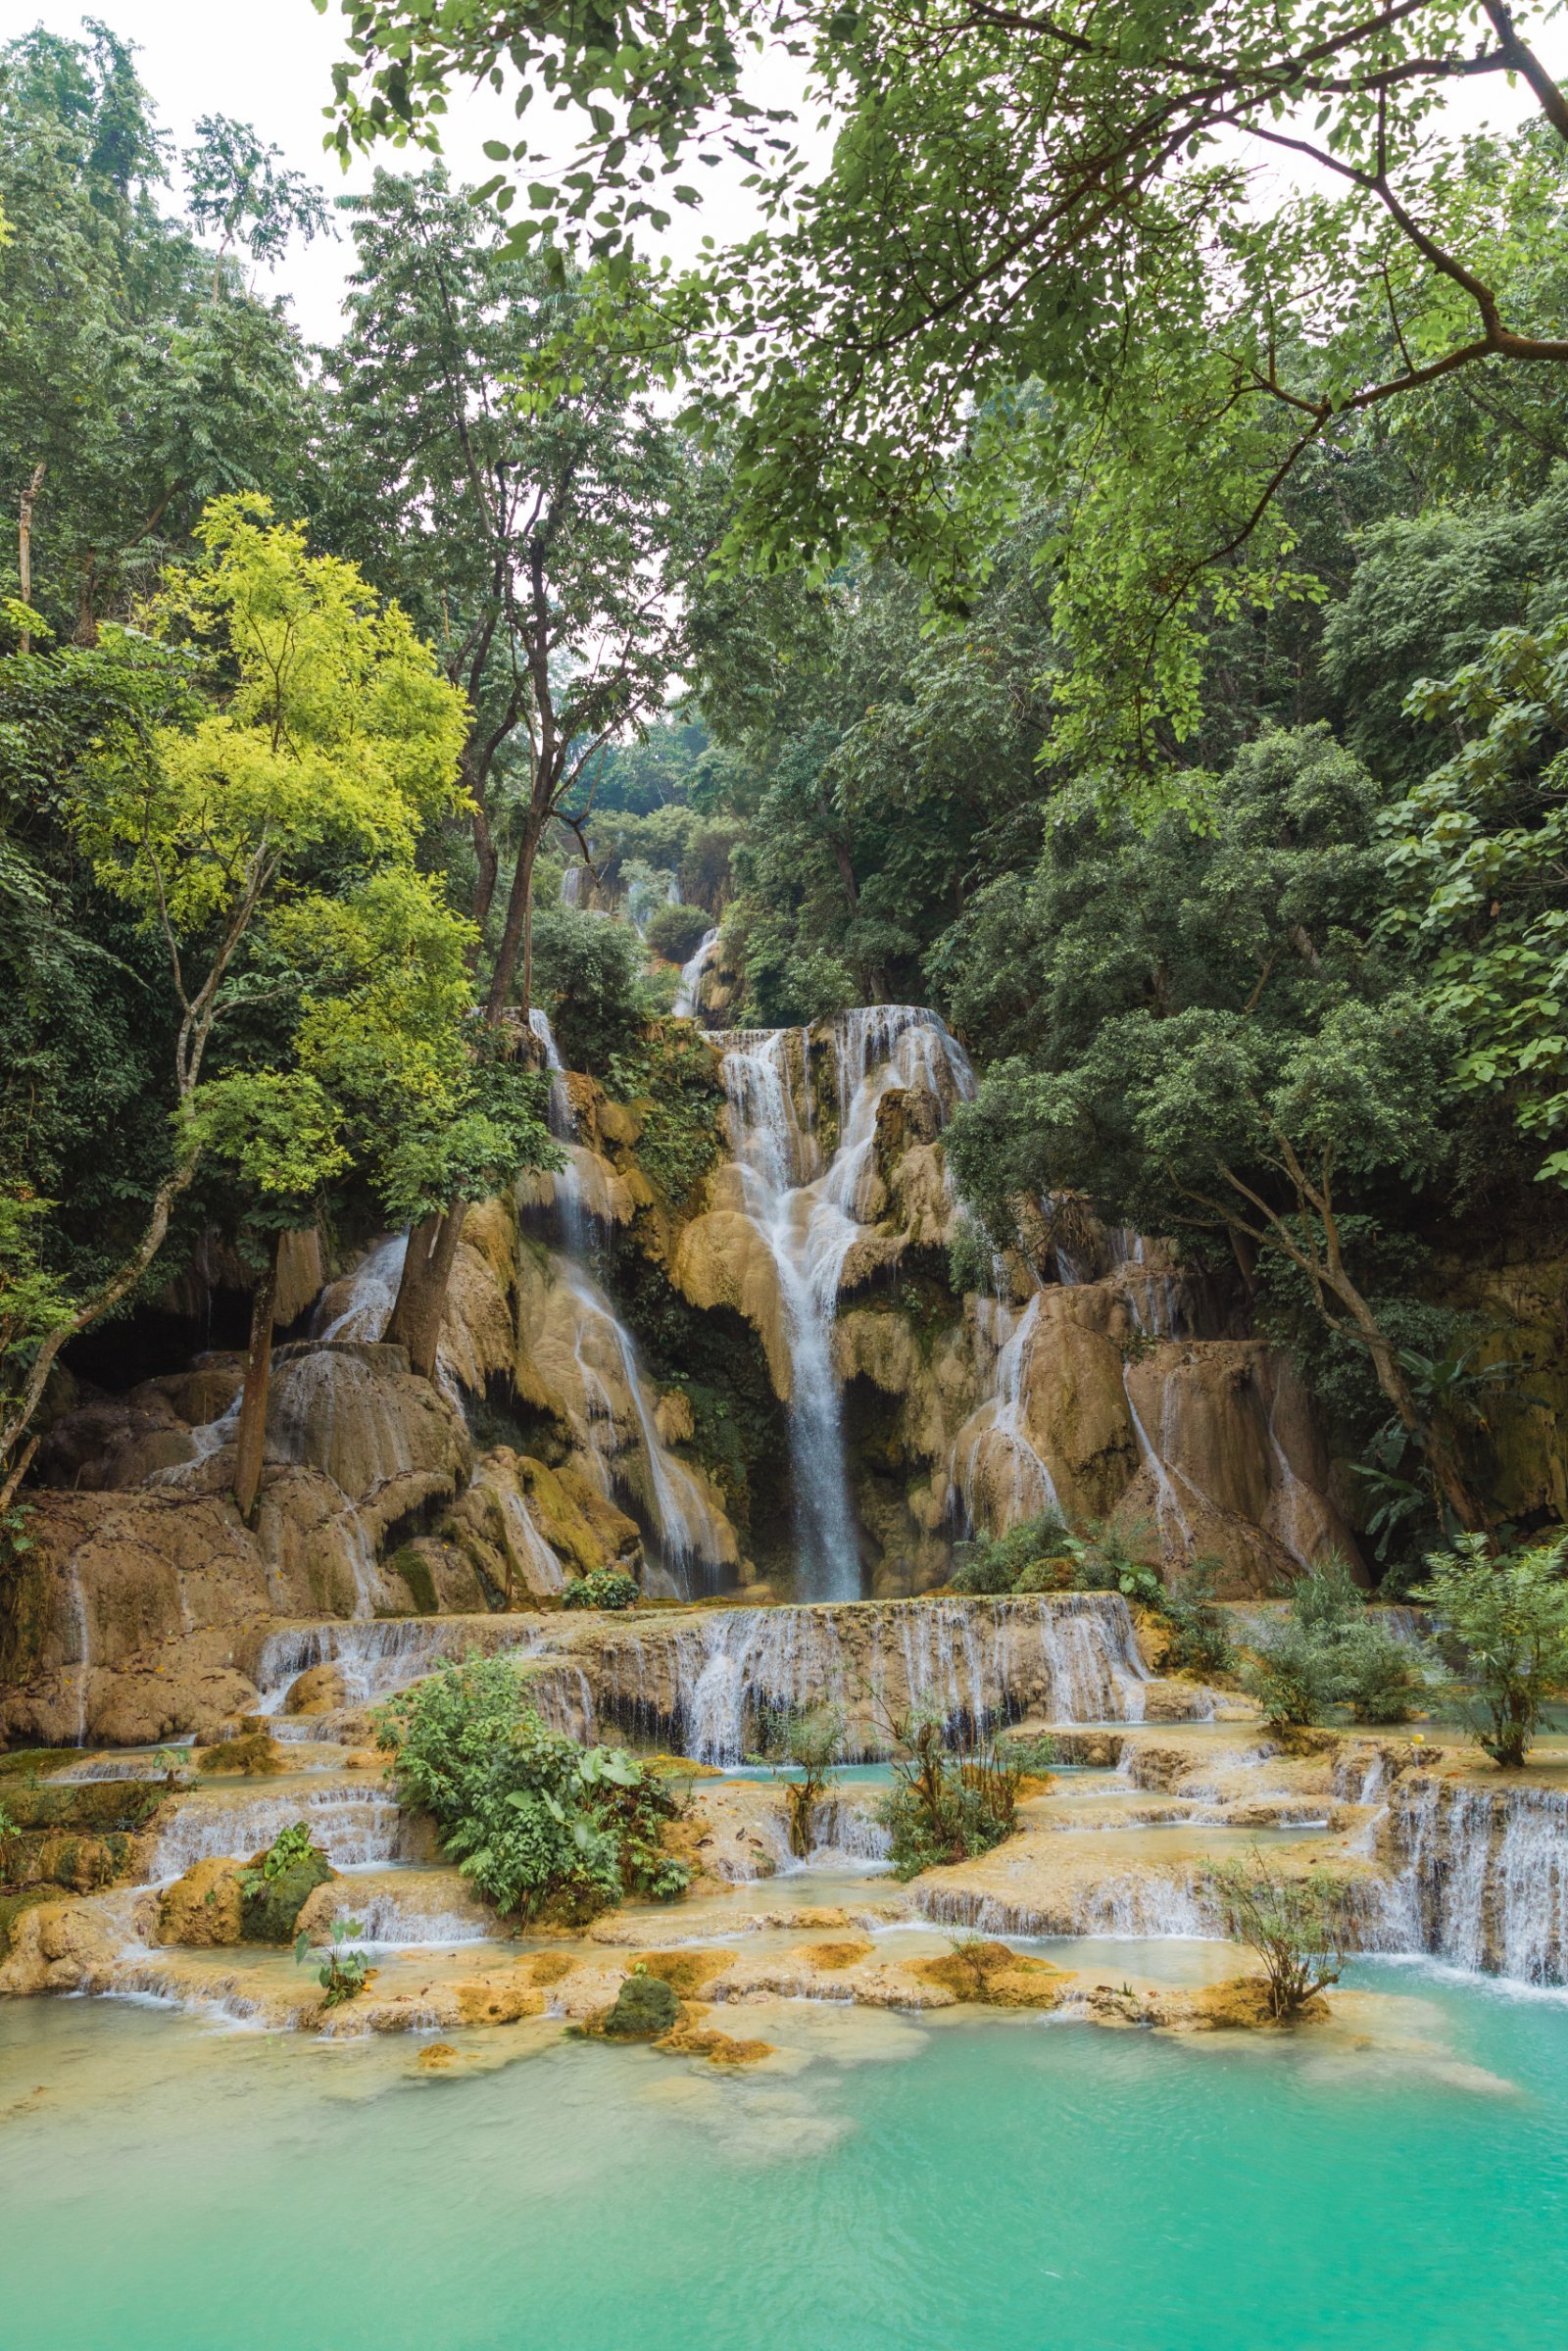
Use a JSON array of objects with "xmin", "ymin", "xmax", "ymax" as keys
[
  {"xmin": 158, "ymin": 1858, "xmax": 245, "ymax": 1947},
  {"xmin": 284, "ymin": 1662, "xmax": 349, "ymax": 1715},
  {"xmin": 671, "ymin": 1209, "xmax": 791, "ymax": 1396}
]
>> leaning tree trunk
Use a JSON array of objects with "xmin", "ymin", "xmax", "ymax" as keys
[
  {"xmin": 392, "ymin": 777, "xmax": 547, "ymax": 1389},
  {"xmin": 384, "ymin": 1205, "xmax": 469, "ymax": 1379},
  {"xmin": 233, "ymin": 1232, "xmax": 281, "ymax": 1525},
  {"xmin": 1348, "ymin": 1298, "xmax": 1490, "ymax": 1537},
  {"xmin": 486, "ymin": 805, "xmax": 545, "ymax": 1021}
]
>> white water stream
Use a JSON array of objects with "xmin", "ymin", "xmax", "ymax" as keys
[
  {"xmin": 717, "ymin": 1007, "xmax": 975, "ymax": 1599},
  {"xmin": 527, "ymin": 1008, "xmax": 730, "ymax": 1596},
  {"xmin": 671, "ymin": 925, "xmax": 719, "ymax": 1020}
]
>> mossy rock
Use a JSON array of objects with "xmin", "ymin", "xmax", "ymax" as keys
[
  {"xmin": 0, "ymin": 1886, "xmax": 67, "ymax": 1956},
  {"xmin": 17, "ymin": 1829, "xmax": 131, "ymax": 1893},
  {"xmin": 196, "ymin": 1730, "xmax": 285, "ymax": 1777},
  {"xmin": 602, "ymin": 1969, "xmax": 680, "ymax": 2039},
  {"xmin": 3, "ymin": 1781, "xmax": 165, "ymax": 1837},
  {"xmin": 0, "ymin": 1749, "xmax": 78, "ymax": 1782},
  {"xmin": 241, "ymin": 1850, "xmax": 334, "ymax": 1942},
  {"xmin": 389, "ymin": 1544, "xmax": 438, "ymax": 1615}
]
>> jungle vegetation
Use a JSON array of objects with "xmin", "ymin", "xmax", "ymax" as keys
[{"xmin": 0, "ymin": 11, "xmax": 1565, "ymax": 1576}]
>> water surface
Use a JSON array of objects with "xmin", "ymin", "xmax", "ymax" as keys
[{"xmin": 2, "ymin": 1957, "xmax": 1563, "ymax": 2350}]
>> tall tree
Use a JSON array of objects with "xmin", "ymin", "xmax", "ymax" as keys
[
  {"xmin": 0, "ymin": 496, "xmax": 472, "ymax": 1501},
  {"xmin": 0, "ymin": 25, "xmax": 317, "ymax": 646},
  {"xmin": 321, "ymin": 0, "xmax": 1568, "ymax": 787},
  {"xmin": 940, "ymin": 726, "xmax": 1493, "ymax": 1532},
  {"xmin": 320, "ymin": 188, "xmax": 727, "ymax": 1362}
]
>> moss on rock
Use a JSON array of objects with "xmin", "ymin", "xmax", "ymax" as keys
[
  {"xmin": 601, "ymin": 1967, "xmax": 680, "ymax": 2039},
  {"xmin": 241, "ymin": 1848, "xmax": 333, "ymax": 1942}
]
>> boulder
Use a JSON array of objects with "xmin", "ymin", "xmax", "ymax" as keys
[
  {"xmin": 600, "ymin": 1968, "xmax": 680, "ymax": 2039},
  {"xmin": 158, "ymin": 1857, "xmax": 245, "ymax": 1948}
]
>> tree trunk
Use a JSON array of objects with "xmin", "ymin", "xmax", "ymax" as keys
[
  {"xmin": 74, "ymin": 554, "xmax": 99, "ymax": 649},
  {"xmin": 384, "ymin": 1204, "xmax": 468, "ymax": 1379},
  {"xmin": 233, "ymin": 1232, "xmax": 281, "ymax": 1525},
  {"xmin": 470, "ymin": 789, "xmax": 499, "ymax": 946},
  {"xmin": 18, "ymin": 463, "xmax": 44, "ymax": 655},
  {"xmin": 1337, "ymin": 1286, "xmax": 1490, "ymax": 1536},
  {"xmin": 486, "ymin": 807, "xmax": 545, "ymax": 1020}
]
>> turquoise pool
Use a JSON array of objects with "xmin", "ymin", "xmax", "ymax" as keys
[{"xmin": 2, "ymin": 1955, "xmax": 1563, "ymax": 2350}]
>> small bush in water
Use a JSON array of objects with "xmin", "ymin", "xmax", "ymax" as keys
[
  {"xmin": 874, "ymin": 1704, "xmax": 1021, "ymax": 1879},
  {"xmin": 375, "ymin": 1657, "xmax": 688, "ymax": 1921},
  {"xmin": 296, "ymin": 1917, "xmax": 370, "ymax": 2008},
  {"xmin": 752, "ymin": 1711, "xmax": 841, "ymax": 1852},
  {"xmin": 563, "ymin": 1568, "xmax": 642, "ymax": 1611},
  {"xmin": 1212, "ymin": 1847, "xmax": 1348, "ymax": 2020}
]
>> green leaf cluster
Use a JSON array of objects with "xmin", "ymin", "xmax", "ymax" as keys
[{"xmin": 375, "ymin": 1656, "xmax": 688, "ymax": 1920}]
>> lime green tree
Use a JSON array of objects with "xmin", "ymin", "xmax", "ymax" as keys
[{"xmin": 0, "ymin": 495, "xmax": 470, "ymax": 1499}]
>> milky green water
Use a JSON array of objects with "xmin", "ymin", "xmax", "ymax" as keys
[{"xmin": 2, "ymin": 1957, "xmax": 1564, "ymax": 2351}]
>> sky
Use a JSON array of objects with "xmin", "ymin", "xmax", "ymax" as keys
[
  {"xmin": 18, "ymin": 0, "xmax": 1568, "ymax": 348},
  {"xmin": 19, "ymin": 0, "xmax": 812, "ymax": 343}
]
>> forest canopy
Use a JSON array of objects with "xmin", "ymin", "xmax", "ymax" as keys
[{"xmin": 0, "ymin": 11, "xmax": 1564, "ymax": 1564}]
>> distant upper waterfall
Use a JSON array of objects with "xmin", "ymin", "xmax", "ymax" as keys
[
  {"xmin": 672, "ymin": 925, "xmax": 720, "ymax": 1020},
  {"xmin": 717, "ymin": 1006, "xmax": 976, "ymax": 1600}
]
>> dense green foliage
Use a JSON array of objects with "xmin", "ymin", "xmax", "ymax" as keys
[
  {"xmin": 561, "ymin": 1567, "xmax": 642, "ymax": 1611},
  {"xmin": 873, "ymin": 1706, "xmax": 1021, "ymax": 1881},
  {"xmin": 1417, "ymin": 1536, "xmax": 1568, "ymax": 1767},
  {"xmin": 1, "ymin": 15, "xmax": 1565, "ymax": 1581},
  {"xmin": 1243, "ymin": 1563, "xmax": 1438, "ymax": 1730},
  {"xmin": 644, "ymin": 902, "xmax": 711, "ymax": 965},
  {"xmin": 375, "ymin": 1657, "xmax": 688, "ymax": 1919}
]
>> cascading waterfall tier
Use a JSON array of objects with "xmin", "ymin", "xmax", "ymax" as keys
[
  {"xmin": 255, "ymin": 1616, "xmax": 548, "ymax": 1712},
  {"xmin": 148, "ymin": 1783, "xmax": 404, "ymax": 1880},
  {"xmin": 548, "ymin": 1592, "xmax": 1148, "ymax": 1764},
  {"xmin": 717, "ymin": 1006, "xmax": 976, "ymax": 1600},
  {"xmin": 524, "ymin": 1009, "xmax": 732, "ymax": 1597},
  {"xmin": 1360, "ymin": 1775, "xmax": 1568, "ymax": 1986}
]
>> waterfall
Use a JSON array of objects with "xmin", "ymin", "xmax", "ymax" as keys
[
  {"xmin": 524, "ymin": 1008, "xmax": 731, "ymax": 1596},
  {"xmin": 915, "ymin": 1875, "xmax": 1217, "ymax": 1941},
  {"xmin": 1363, "ymin": 1776, "xmax": 1568, "ymax": 1985},
  {"xmin": 147, "ymin": 1783, "xmax": 404, "ymax": 1880},
  {"xmin": 951, "ymin": 1292, "xmax": 1061, "ymax": 1530},
  {"xmin": 1120, "ymin": 1362, "xmax": 1202, "ymax": 1558},
  {"xmin": 65, "ymin": 1553, "xmax": 92, "ymax": 1747},
  {"xmin": 672, "ymin": 925, "xmax": 719, "ymax": 1020},
  {"xmin": 718, "ymin": 1006, "xmax": 976, "ymax": 1599},
  {"xmin": 255, "ymin": 1616, "xmax": 547, "ymax": 1711},
  {"xmin": 316, "ymin": 1234, "xmax": 407, "ymax": 1344},
  {"xmin": 568, "ymin": 1592, "xmax": 1147, "ymax": 1764}
]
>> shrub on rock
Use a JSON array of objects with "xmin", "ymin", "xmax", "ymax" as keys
[{"xmin": 238, "ymin": 1823, "xmax": 333, "ymax": 1941}]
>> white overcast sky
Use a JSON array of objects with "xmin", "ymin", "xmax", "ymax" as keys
[
  {"xmin": 16, "ymin": 0, "xmax": 1568, "ymax": 347},
  {"xmin": 17, "ymin": 0, "xmax": 813, "ymax": 343}
]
